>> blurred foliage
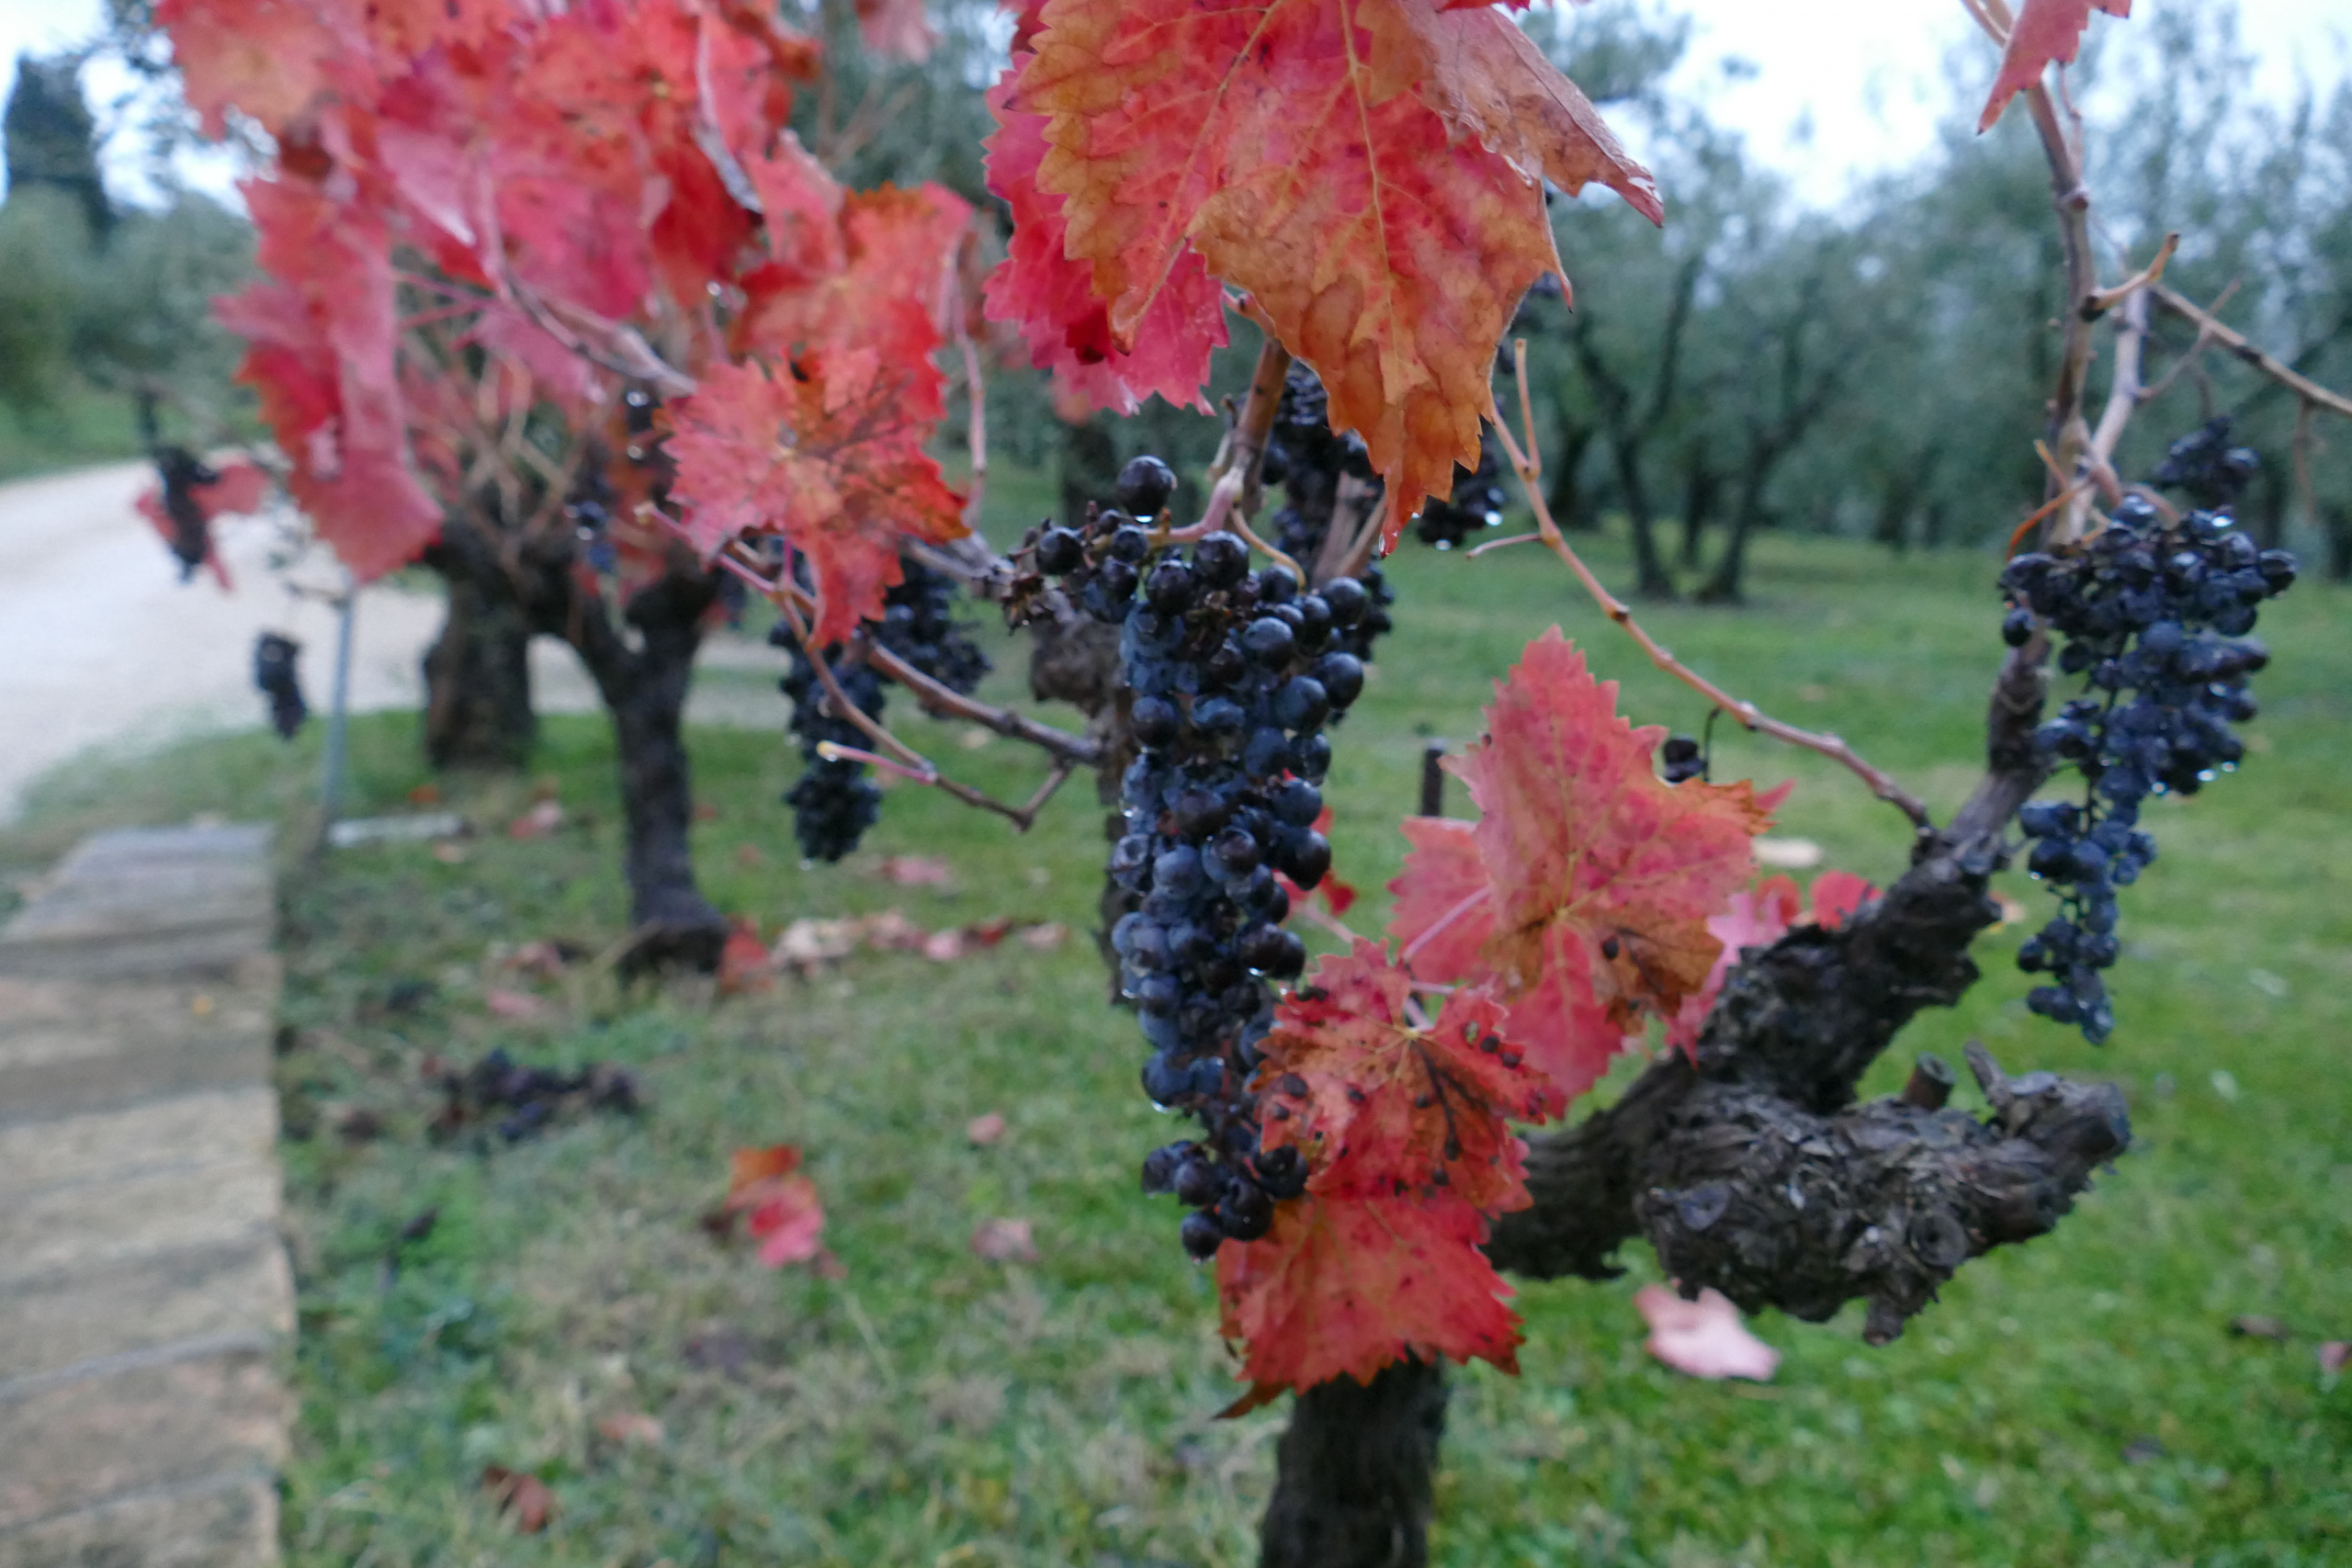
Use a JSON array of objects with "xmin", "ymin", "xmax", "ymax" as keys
[{"xmin": 0, "ymin": 50, "xmax": 254, "ymax": 463}]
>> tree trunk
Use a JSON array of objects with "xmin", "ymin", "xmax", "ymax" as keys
[
  {"xmin": 572, "ymin": 569, "xmax": 730, "ymax": 973},
  {"xmin": 422, "ymin": 550, "xmax": 537, "ymax": 771},
  {"xmin": 1545, "ymin": 414, "xmax": 1598, "ymax": 532},
  {"xmin": 1699, "ymin": 467, "xmax": 1770, "ymax": 604},
  {"xmin": 2324, "ymin": 502, "xmax": 2351, "ymax": 581},
  {"xmin": 1678, "ymin": 458, "xmax": 1720, "ymax": 569},
  {"xmin": 1610, "ymin": 440, "xmax": 1677, "ymax": 599},
  {"xmin": 1261, "ymin": 1359, "xmax": 1448, "ymax": 1568}
]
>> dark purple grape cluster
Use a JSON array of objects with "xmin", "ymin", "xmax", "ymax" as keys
[
  {"xmin": 1032, "ymin": 464, "xmax": 1371, "ymax": 1259},
  {"xmin": 1659, "ymin": 733, "xmax": 1705, "ymax": 784},
  {"xmin": 1412, "ymin": 430, "xmax": 1509, "ymax": 548},
  {"xmin": 771, "ymin": 557, "xmax": 989, "ymax": 863},
  {"xmin": 2000, "ymin": 489, "xmax": 2295, "ymax": 1043},
  {"xmin": 2150, "ymin": 417, "xmax": 2259, "ymax": 512},
  {"xmin": 253, "ymin": 632, "xmax": 308, "ymax": 740},
  {"xmin": 1265, "ymin": 365, "xmax": 1396, "ymax": 663},
  {"xmin": 429, "ymin": 1046, "xmax": 640, "ymax": 1144}
]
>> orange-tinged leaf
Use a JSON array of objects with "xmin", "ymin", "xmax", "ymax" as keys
[
  {"xmin": 718, "ymin": 918, "xmax": 775, "ymax": 994},
  {"xmin": 724, "ymin": 1145, "xmax": 826, "ymax": 1267},
  {"xmin": 1456, "ymin": 629, "xmax": 1775, "ymax": 1031},
  {"xmin": 1020, "ymin": 0, "xmax": 1648, "ymax": 532},
  {"xmin": 729, "ymin": 1144, "xmax": 802, "ymax": 1193},
  {"xmin": 156, "ymin": 0, "xmax": 357, "ymax": 137},
  {"xmin": 1979, "ymin": 0, "xmax": 2130, "ymax": 131},
  {"xmin": 1391, "ymin": 630, "xmax": 1776, "ymax": 1098},
  {"xmin": 1216, "ymin": 1189, "xmax": 1522, "ymax": 1404},
  {"xmin": 665, "ymin": 356, "xmax": 967, "ymax": 645},
  {"xmin": 1257, "ymin": 939, "xmax": 1559, "ymax": 1210},
  {"xmin": 980, "ymin": 72, "xmax": 1224, "ymax": 416}
]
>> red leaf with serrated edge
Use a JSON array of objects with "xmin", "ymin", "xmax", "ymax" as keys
[
  {"xmin": 156, "ymin": 0, "xmax": 358, "ymax": 137},
  {"xmin": 856, "ymin": 0, "xmax": 935, "ymax": 61},
  {"xmin": 1217, "ymin": 940, "xmax": 1558, "ymax": 1404},
  {"xmin": 1978, "ymin": 0, "xmax": 2130, "ymax": 131},
  {"xmin": 1258, "ymin": 940, "xmax": 1561, "ymax": 1209},
  {"xmin": 1020, "ymin": 0, "xmax": 1650, "ymax": 533},
  {"xmin": 1458, "ymin": 630, "xmax": 1776, "ymax": 1027},
  {"xmin": 1216, "ymin": 1189, "xmax": 1521, "ymax": 1409},
  {"xmin": 980, "ymin": 72, "xmax": 1224, "ymax": 417},
  {"xmin": 665, "ymin": 356, "xmax": 966, "ymax": 645},
  {"xmin": 1389, "ymin": 630, "xmax": 1776, "ymax": 1100},
  {"xmin": 736, "ymin": 184, "xmax": 975, "ymax": 431},
  {"xmin": 1661, "ymin": 869, "xmax": 1879, "ymax": 1058},
  {"xmin": 217, "ymin": 180, "xmax": 441, "ymax": 582}
]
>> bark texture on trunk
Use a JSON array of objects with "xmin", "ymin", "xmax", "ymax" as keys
[
  {"xmin": 422, "ymin": 545, "xmax": 537, "ymax": 771},
  {"xmin": 1261, "ymin": 1359, "xmax": 1448, "ymax": 1568}
]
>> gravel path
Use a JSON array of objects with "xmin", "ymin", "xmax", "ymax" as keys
[{"xmin": 0, "ymin": 463, "xmax": 784, "ymax": 820}]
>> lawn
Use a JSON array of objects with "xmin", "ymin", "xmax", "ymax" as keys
[{"xmin": 7, "ymin": 521, "xmax": 2346, "ymax": 1567}]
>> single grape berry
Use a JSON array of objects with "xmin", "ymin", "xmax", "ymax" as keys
[
  {"xmin": 1242, "ymin": 616, "xmax": 1297, "ymax": 665},
  {"xmin": 1180, "ymin": 1210, "xmax": 1226, "ymax": 1259},
  {"xmin": 1117, "ymin": 454, "xmax": 1178, "ymax": 516},
  {"xmin": 1035, "ymin": 526, "xmax": 1084, "ymax": 576},
  {"xmin": 1193, "ymin": 532, "xmax": 1250, "ymax": 587},
  {"xmin": 1108, "ymin": 524, "xmax": 1150, "ymax": 563},
  {"xmin": 1320, "ymin": 576, "xmax": 1369, "ymax": 626}
]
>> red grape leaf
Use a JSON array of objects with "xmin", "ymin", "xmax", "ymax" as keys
[
  {"xmin": 665, "ymin": 355, "xmax": 966, "ymax": 645},
  {"xmin": 1216, "ymin": 1189, "xmax": 1522, "ymax": 1411},
  {"xmin": 155, "ymin": 0, "xmax": 356, "ymax": 137},
  {"xmin": 1389, "ymin": 630, "xmax": 1778, "ymax": 1099},
  {"xmin": 1978, "ymin": 0, "xmax": 2130, "ymax": 131},
  {"xmin": 1018, "ymin": 0, "xmax": 1650, "ymax": 532},
  {"xmin": 724, "ymin": 1145, "xmax": 826, "ymax": 1267},
  {"xmin": 980, "ymin": 72, "xmax": 1224, "ymax": 417},
  {"xmin": 1257, "ymin": 939, "xmax": 1561, "ymax": 1211},
  {"xmin": 735, "ymin": 183, "xmax": 976, "ymax": 431},
  {"xmin": 215, "ymin": 180, "xmax": 441, "ymax": 582},
  {"xmin": 1457, "ymin": 629, "xmax": 1778, "ymax": 1029}
]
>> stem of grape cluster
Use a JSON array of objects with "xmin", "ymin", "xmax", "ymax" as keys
[{"xmin": 1490, "ymin": 340, "xmax": 1933, "ymax": 832}]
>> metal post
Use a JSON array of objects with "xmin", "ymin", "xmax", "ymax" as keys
[
  {"xmin": 1419, "ymin": 739, "xmax": 1447, "ymax": 818},
  {"xmin": 318, "ymin": 587, "xmax": 356, "ymax": 843}
]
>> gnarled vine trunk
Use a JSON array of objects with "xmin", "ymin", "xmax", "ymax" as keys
[
  {"xmin": 421, "ymin": 539, "xmax": 537, "ymax": 771},
  {"xmin": 432, "ymin": 508, "xmax": 729, "ymax": 971},
  {"xmin": 1257, "ymin": 639, "xmax": 2132, "ymax": 1566}
]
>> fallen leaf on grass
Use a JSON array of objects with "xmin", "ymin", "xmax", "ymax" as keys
[
  {"xmin": 718, "ymin": 919, "xmax": 775, "ymax": 995},
  {"xmin": 480, "ymin": 1466, "xmax": 554, "ymax": 1533},
  {"xmin": 1634, "ymin": 1283, "xmax": 1780, "ymax": 1382},
  {"xmin": 877, "ymin": 853, "xmax": 956, "ymax": 887},
  {"xmin": 1752, "ymin": 836, "xmax": 1823, "ymax": 869},
  {"xmin": 773, "ymin": 918, "xmax": 858, "ymax": 972},
  {"xmin": 2229, "ymin": 1314, "xmax": 2292, "ymax": 1341},
  {"xmin": 1018, "ymin": 921, "xmax": 1069, "ymax": 951},
  {"xmin": 594, "ymin": 1412, "xmax": 665, "ymax": 1447},
  {"xmin": 863, "ymin": 908, "xmax": 925, "ymax": 951},
  {"xmin": 695, "ymin": 802, "xmax": 721, "ymax": 821},
  {"xmin": 508, "ymin": 799, "xmax": 565, "ymax": 840},
  {"xmin": 433, "ymin": 842, "xmax": 467, "ymax": 863},
  {"xmin": 735, "ymin": 842, "xmax": 766, "ymax": 867},
  {"xmin": 501, "ymin": 939, "xmax": 572, "ymax": 978},
  {"xmin": 484, "ymin": 988, "xmax": 549, "ymax": 1021},
  {"xmin": 2321, "ymin": 1342, "xmax": 2349, "ymax": 1386},
  {"xmin": 970, "ymin": 1218, "xmax": 1037, "ymax": 1263},
  {"xmin": 723, "ymin": 1145, "xmax": 826, "ymax": 1267},
  {"xmin": 408, "ymin": 784, "xmax": 442, "ymax": 807},
  {"xmin": 1989, "ymin": 890, "xmax": 2029, "ymax": 929},
  {"xmin": 922, "ymin": 928, "xmax": 967, "ymax": 963},
  {"xmin": 966, "ymin": 1111, "xmax": 1007, "ymax": 1146}
]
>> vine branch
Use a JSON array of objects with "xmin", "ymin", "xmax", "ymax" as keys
[{"xmin": 1487, "ymin": 343, "xmax": 1933, "ymax": 832}]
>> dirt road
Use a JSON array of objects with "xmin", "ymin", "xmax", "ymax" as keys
[{"xmin": 0, "ymin": 463, "xmax": 782, "ymax": 819}]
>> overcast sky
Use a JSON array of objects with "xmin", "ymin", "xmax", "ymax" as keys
[{"xmin": 3, "ymin": 0, "xmax": 2347, "ymax": 209}]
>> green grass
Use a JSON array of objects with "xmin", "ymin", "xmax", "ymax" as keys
[{"xmin": 8, "ymin": 525, "xmax": 2348, "ymax": 1566}]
